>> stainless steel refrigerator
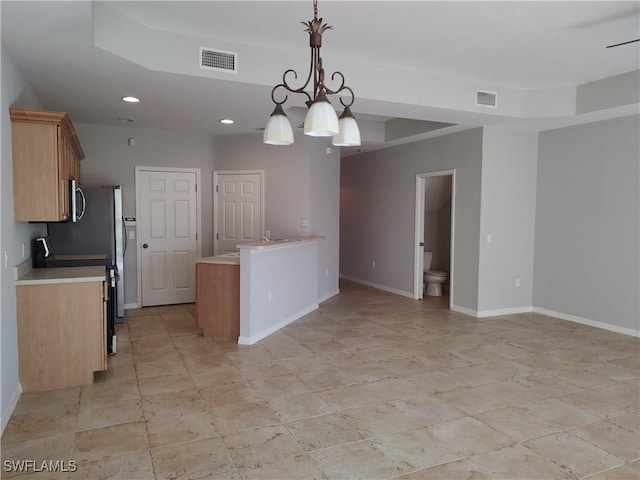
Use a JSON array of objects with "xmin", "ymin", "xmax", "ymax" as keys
[{"xmin": 47, "ymin": 186, "xmax": 126, "ymax": 321}]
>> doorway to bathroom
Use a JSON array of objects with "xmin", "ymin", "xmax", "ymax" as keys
[{"xmin": 413, "ymin": 170, "xmax": 455, "ymax": 307}]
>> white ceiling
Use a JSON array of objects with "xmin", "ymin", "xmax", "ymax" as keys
[
  {"xmin": 107, "ymin": 0, "xmax": 639, "ymax": 88},
  {"xmin": 2, "ymin": 1, "xmax": 639, "ymax": 151}
]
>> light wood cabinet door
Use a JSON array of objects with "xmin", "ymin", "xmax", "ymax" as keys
[
  {"xmin": 11, "ymin": 122, "xmax": 61, "ymax": 221},
  {"xmin": 196, "ymin": 263, "xmax": 240, "ymax": 341},
  {"xmin": 10, "ymin": 108, "xmax": 84, "ymax": 222},
  {"xmin": 16, "ymin": 280, "xmax": 107, "ymax": 392}
]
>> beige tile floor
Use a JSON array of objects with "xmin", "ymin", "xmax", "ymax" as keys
[{"xmin": 2, "ymin": 281, "xmax": 639, "ymax": 479}]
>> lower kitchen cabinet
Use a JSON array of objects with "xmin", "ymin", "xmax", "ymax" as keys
[
  {"xmin": 16, "ymin": 280, "xmax": 107, "ymax": 392},
  {"xmin": 196, "ymin": 262, "xmax": 240, "ymax": 342}
]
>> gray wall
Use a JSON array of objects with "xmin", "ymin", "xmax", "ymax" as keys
[
  {"xmin": 341, "ymin": 126, "xmax": 539, "ymax": 314},
  {"xmin": 478, "ymin": 127, "xmax": 538, "ymax": 312},
  {"xmin": 309, "ymin": 143, "xmax": 341, "ymax": 300},
  {"xmin": 213, "ymin": 133, "xmax": 312, "ymax": 239},
  {"xmin": 75, "ymin": 123, "xmax": 216, "ymax": 306},
  {"xmin": 215, "ymin": 133, "xmax": 340, "ymax": 302},
  {"xmin": 340, "ymin": 128, "xmax": 483, "ymax": 310},
  {"xmin": 424, "ymin": 184, "xmax": 452, "ymax": 274},
  {"xmin": 436, "ymin": 199, "xmax": 452, "ymax": 273},
  {"xmin": 576, "ymin": 71, "xmax": 640, "ymax": 115},
  {"xmin": 534, "ymin": 115, "xmax": 640, "ymax": 331},
  {"xmin": 1, "ymin": 47, "xmax": 47, "ymax": 431},
  {"xmin": 424, "ymin": 206, "xmax": 451, "ymax": 273}
]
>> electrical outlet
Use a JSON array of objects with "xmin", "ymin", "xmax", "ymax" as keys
[
  {"xmin": 265, "ymin": 230, "xmax": 271, "ymax": 239},
  {"xmin": 325, "ymin": 268, "xmax": 329, "ymax": 277},
  {"xmin": 372, "ymin": 260, "xmax": 376, "ymax": 269},
  {"xmin": 515, "ymin": 278, "xmax": 521, "ymax": 288},
  {"xmin": 301, "ymin": 218, "xmax": 308, "ymax": 228},
  {"xmin": 22, "ymin": 242, "xmax": 25, "ymax": 257},
  {"xmin": 268, "ymin": 291, "xmax": 272, "ymax": 302},
  {"xmin": 128, "ymin": 230, "xmax": 136, "ymax": 240},
  {"xmin": 4, "ymin": 251, "xmax": 8, "ymax": 269}
]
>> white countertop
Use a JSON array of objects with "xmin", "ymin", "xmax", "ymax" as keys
[
  {"xmin": 16, "ymin": 266, "xmax": 107, "ymax": 285},
  {"xmin": 196, "ymin": 252, "xmax": 240, "ymax": 265},
  {"xmin": 238, "ymin": 236, "xmax": 324, "ymax": 250},
  {"xmin": 196, "ymin": 237, "xmax": 324, "ymax": 265}
]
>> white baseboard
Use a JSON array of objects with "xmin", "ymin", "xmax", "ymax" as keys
[
  {"xmin": 477, "ymin": 306, "xmax": 533, "ymax": 318},
  {"xmin": 339, "ymin": 275, "xmax": 640, "ymax": 339},
  {"xmin": 238, "ymin": 303, "xmax": 319, "ymax": 345},
  {"xmin": 124, "ymin": 303, "xmax": 139, "ymax": 310},
  {"xmin": 339, "ymin": 275, "xmax": 414, "ymax": 299},
  {"xmin": 450, "ymin": 304, "xmax": 478, "ymax": 317},
  {"xmin": 1, "ymin": 383, "xmax": 21, "ymax": 435},
  {"xmin": 451, "ymin": 305, "xmax": 533, "ymax": 318},
  {"xmin": 533, "ymin": 307, "xmax": 640, "ymax": 338},
  {"xmin": 318, "ymin": 289, "xmax": 340, "ymax": 304}
]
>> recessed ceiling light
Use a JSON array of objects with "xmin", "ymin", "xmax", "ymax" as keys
[
  {"xmin": 220, "ymin": 119, "xmax": 234, "ymax": 125},
  {"xmin": 121, "ymin": 96, "xmax": 140, "ymax": 103}
]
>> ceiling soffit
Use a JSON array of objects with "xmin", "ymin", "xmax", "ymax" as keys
[{"xmin": 93, "ymin": 2, "xmax": 637, "ymax": 124}]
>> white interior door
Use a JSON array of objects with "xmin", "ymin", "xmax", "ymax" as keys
[
  {"xmin": 138, "ymin": 169, "xmax": 198, "ymax": 306},
  {"xmin": 215, "ymin": 172, "xmax": 263, "ymax": 254}
]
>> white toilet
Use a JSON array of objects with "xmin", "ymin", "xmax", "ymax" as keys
[{"xmin": 423, "ymin": 251, "xmax": 448, "ymax": 296}]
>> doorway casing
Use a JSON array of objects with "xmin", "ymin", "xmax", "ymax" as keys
[{"xmin": 414, "ymin": 169, "xmax": 456, "ymax": 307}]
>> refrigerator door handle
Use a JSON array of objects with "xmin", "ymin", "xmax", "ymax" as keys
[{"xmin": 122, "ymin": 216, "xmax": 128, "ymax": 252}]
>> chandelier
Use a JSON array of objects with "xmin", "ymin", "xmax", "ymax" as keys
[{"xmin": 263, "ymin": 0, "xmax": 361, "ymax": 146}]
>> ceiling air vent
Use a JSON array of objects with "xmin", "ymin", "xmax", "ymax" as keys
[
  {"xmin": 199, "ymin": 47, "xmax": 237, "ymax": 73},
  {"xmin": 476, "ymin": 90, "xmax": 497, "ymax": 108}
]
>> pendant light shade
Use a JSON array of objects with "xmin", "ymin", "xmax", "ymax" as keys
[
  {"xmin": 263, "ymin": 104, "xmax": 294, "ymax": 145},
  {"xmin": 304, "ymin": 91, "xmax": 339, "ymax": 137},
  {"xmin": 332, "ymin": 106, "xmax": 361, "ymax": 146}
]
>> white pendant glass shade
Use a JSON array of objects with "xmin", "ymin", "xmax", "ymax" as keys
[
  {"xmin": 263, "ymin": 111, "xmax": 294, "ymax": 145},
  {"xmin": 304, "ymin": 99, "xmax": 339, "ymax": 137},
  {"xmin": 332, "ymin": 115, "xmax": 361, "ymax": 146}
]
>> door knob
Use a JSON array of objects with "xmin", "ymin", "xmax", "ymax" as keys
[{"xmin": 142, "ymin": 243, "xmax": 149, "ymax": 249}]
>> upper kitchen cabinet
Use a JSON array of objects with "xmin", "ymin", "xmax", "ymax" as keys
[{"xmin": 10, "ymin": 107, "xmax": 85, "ymax": 222}]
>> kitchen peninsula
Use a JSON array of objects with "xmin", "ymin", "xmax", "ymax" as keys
[{"xmin": 196, "ymin": 236, "xmax": 323, "ymax": 344}]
